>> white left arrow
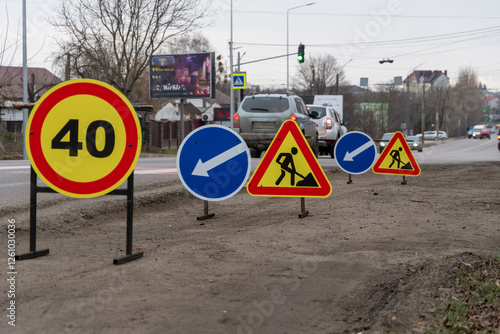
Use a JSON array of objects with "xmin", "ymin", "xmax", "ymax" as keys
[
  {"xmin": 192, "ymin": 142, "xmax": 247, "ymax": 177},
  {"xmin": 343, "ymin": 141, "xmax": 373, "ymax": 161}
]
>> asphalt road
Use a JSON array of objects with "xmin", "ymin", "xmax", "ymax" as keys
[{"xmin": 0, "ymin": 137, "xmax": 498, "ymax": 212}]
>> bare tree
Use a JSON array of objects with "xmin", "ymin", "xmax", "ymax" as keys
[
  {"xmin": 52, "ymin": 0, "xmax": 212, "ymax": 98},
  {"xmin": 292, "ymin": 54, "xmax": 347, "ymax": 95},
  {"xmin": 449, "ymin": 66, "xmax": 484, "ymax": 136},
  {"xmin": 166, "ymin": 33, "xmax": 213, "ymax": 54}
]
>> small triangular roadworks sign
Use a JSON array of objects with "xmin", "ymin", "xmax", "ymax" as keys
[
  {"xmin": 247, "ymin": 120, "xmax": 332, "ymax": 198},
  {"xmin": 372, "ymin": 131, "xmax": 421, "ymax": 176}
]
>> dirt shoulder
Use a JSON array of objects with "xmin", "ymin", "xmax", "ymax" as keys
[{"xmin": 1, "ymin": 162, "xmax": 499, "ymax": 333}]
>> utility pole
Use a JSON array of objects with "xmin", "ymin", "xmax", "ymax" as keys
[
  {"xmin": 229, "ymin": 0, "xmax": 234, "ymax": 128},
  {"xmin": 421, "ymin": 84, "xmax": 426, "ymax": 149},
  {"xmin": 22, "ymin": 0, "xmax": 28, "ymax": 160},
  {"xmin": 435, "ymin": 88, "xmax": 439, "ymax": 143},
  {"xmin": 445, "ymin": 89, "xmax": 450, "ymax": 136},
  {"xmin": 311, "ymin": 67, "xmax": 315, "ymax": 94}
]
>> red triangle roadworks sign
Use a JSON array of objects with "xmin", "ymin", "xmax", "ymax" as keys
[
  {"xmin": 372, "ymin": 131, "xmax": 421, "ymax": 176},
  {"xmin": 247, "ymin": 120, "xmax": 332, "ymax": 197}
]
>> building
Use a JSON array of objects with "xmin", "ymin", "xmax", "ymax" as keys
[
  {"xmin": 0, "ymin": 66, "xmax": 62, "ymax": 132},
  {"xmin": 484, "ymin": 95, "xmax": 499, "ymax": 110},
  {"xmin": 403, "ymin": 70, "xmax": 449, "ymax": 95}
]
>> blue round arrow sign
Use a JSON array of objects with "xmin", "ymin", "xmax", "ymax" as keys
[
  {"xmin": 334, "ymin": 131, "xmax": 376, "ymax": 174},
  {"xmin": 177, "ymin": 125, "xmax": 251, "ymax": 201}
]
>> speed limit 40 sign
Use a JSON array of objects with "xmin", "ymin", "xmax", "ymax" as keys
[{"xmin": 26, "ymin": 79, "xmax": 142, "ymax": 198}]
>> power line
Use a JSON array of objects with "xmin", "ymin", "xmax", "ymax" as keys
[
  {"xmin": 234, "ymin": 25, "xmax": 500, "ymax": 49},
  {"xmin": 232, "ymin": 10, "xmax": 500, "ymax": 20}
]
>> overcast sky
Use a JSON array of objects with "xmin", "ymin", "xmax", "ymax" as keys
[{"xmin": 2, "ymin": 0, "xmax": 500, "ymax": 92}]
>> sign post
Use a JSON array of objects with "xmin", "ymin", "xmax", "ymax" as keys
[
  {"xmin": 372, "ymin": 131, "xmax": 421, "ymax": 184},
  {"xmin": 177, "ymin": 125, "xmax": 251, "ymax": 219},
  {"xmin": 247, "ymin": 120, "xmax": 332, "ymax": 217},
  {"xmin": 334, "ymin": 131, "xmax": 377, "ymax": 184},
  {"xmin": 19, "ymin": 79, "xmax": 143, "ymax": 264}
]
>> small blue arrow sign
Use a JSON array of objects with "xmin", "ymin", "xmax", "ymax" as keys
[
  {"xmin": 334, "ymin": 131, "xmax": 376, "ymax": 174},
  {"xmin": 177, "ymin": 125, "xmax": 251, "ymax": 201}
]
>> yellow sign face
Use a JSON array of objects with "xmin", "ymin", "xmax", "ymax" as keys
[
  {"xmin": 372, "ymin": 131, "xmax": 420, "ymax": 176},
  {"xmin": 257, "ymin": 132, "xmax": 317, "ymax": 187},
  {"xmin": 26, "ymin": 79, "xmax": 142, "ymax": 198},
  {"xmin": 247, "ymin": 120, "xmax": 331, "ymax": 197}
]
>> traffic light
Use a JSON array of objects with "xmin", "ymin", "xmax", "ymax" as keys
[{"xmin": 297, "ymin": 43, "xmax": 305, "ymax": 64}]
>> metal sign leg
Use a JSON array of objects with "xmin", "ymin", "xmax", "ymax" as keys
[
  {"xmin": 197, "ymin": 200, "xmax": 215, "ymax": 221},
  {"xmin": 113, "ymin": 173, "xmax": 143, "ymax": 265},
  {"xmin": 15, "ymin": 167, "xmax": 49, "ymax": 261},
  {"xmin": 298, "ymin": 197, "xmax": 309, "ymax": 218}
]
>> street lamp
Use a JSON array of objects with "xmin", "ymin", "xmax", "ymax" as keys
[
  {"xmin": 336, "ymin": 59, "xmax": 352, "ymax": 94},
  {"xmin": 287, "ymin": 2, "xmax": 315, "ymax": 93}
]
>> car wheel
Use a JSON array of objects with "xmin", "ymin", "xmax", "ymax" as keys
[
  {"xmin": 418, "ymin": 149, "xmax": 422, "ymax": 152},
  {"xmin": 329, "ymin": 143, "xmax": 336, "ymax": 159},
  {"xmin": 312, "ymin": 139, "xmax": 319, "ymax": 158},
  {"xmin": 250, "ymin": 149, "xmax": 261, "ymax": 158}
]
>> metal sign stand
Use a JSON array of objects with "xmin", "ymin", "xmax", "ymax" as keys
[
  {"xmin": 298, "ymin": 197, "xmax": 309, "ymax": 218},
  {"xmin": 111, "ymin": 173, "xmax": 143, "ymax": 265},
  {"xmin": 197, "ymin": 201, "xmax": 215, "ymax": 221},
  {"xmin": 15, "ymin": 166, "xmax": 50, "ymax": 261},
  {"xmin": 401, "ymin": 175, "xmax": 407, "ymax": 185},
  {"xmin": 16, "ymin": 169, "xmax": 143, "ymax": 265},
  {"xmin": 347, "ymin": 173, "xmax": 353, "ymax": 184}
]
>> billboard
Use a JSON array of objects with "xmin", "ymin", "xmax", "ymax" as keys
[
  {"xmin": 214, "ymin": 107, "xmax": 230, "ymax": 121},
  {"xmin": 150, "ymin": 52, "xmax": 215, "ymax": 99}
]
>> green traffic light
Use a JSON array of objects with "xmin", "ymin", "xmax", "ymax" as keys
[{"xmin": 298, "ymin": 43, "xmax": 305, "ymax": 64}]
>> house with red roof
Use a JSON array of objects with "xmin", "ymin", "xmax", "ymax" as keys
[{"xmin": 0, "ymin": 66, "xmax": 62, "ymax": 132}]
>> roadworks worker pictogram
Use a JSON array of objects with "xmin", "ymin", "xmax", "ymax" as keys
[{"xmin": 275, "ymin": 147, "xmax": 318, "ymax": 187}]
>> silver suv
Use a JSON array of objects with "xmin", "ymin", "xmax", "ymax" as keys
[
  {"xmin": 234, "ymin": 94, "xmax": 319, "ymax": 158},
  {"xmin": 306, "ymin": 104, "xmax": 343, "ymax": 158}
]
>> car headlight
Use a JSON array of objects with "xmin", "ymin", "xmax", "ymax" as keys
[
  {"xmin": 413, "ymin": 143, "xmax": 418, "ymax": 147},
  {"xmin": 380, "ymin": 142, "xmax": 386, "ymax": 147}
]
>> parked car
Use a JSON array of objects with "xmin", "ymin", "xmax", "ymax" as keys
[
  {"xmin": 479, "ymin": 128, "xmax": 490, "ymax": 139},
  {"xmin": 378, "ymin": 132, "xmax": 395, "ymax": 153},
  {"xmin": 234, "ymin": 93, "xmax": 319, "ymax": 158},
  {"xmin": 306, "ymin": 104, "xmax": 343, "ymax": 158},
  {"xmin": 419, "ymin": 131, "xmax": 447, "ymax": 140},
  {"xmin": 406, "ymin": 135, "xmax": 422, "ymax": 152}
]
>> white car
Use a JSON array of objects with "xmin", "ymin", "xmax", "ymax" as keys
[
  {"xmin": 416, "ymin": 131, "xmax": 447, "ymax": 140},
  {"xmin": 306, "ymin": 104, "xmax": 344, "ymax": 158}
]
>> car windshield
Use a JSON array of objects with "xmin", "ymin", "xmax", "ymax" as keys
[
  {"xmin": 407, "ymin": 136, "xmax": 419, "ymax": 142},
  {"xmin": 473, "ymin": 129, "xmax": 481, "ymax": 132},
  {"xmin": 307, "ymin": 107, "xmax": 326, "ymax": 119},
  {"xmin": 381, "ymin": 133, "xmax": 393, "ymax": 140},
  {"xmin": 241, "ymin": 96, "xmax": 290, "ymax": 113}
]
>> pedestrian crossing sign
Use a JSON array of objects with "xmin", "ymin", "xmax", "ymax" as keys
[
  {"xmin": 372, "ymin": 131, "xmax": 420, "ymax": 176},
  {"xmin": 247, "ymin": 120, "xmax": 332, "ymax": 197},
  {"xmin": 232, "ymin": 72, "xmax": 246, "ymax": 89}
]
